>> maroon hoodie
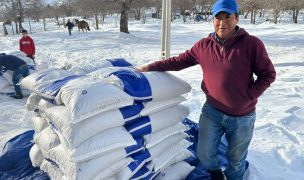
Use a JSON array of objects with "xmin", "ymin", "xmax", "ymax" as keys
[{"xmin": 146, "ymin": 28, "xmax": 276, "ymax": 116}]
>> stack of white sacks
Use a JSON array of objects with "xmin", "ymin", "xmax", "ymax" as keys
[{"xmin": 23, "ymin": 65, "xmax": 196, "ymax": 179}]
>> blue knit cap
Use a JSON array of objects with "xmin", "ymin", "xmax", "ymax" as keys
[{"xmin": 212, "ymin": 0, "xmax": 238, "ymax": 17}]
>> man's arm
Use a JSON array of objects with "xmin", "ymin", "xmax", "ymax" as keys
[
  {"xmin": 30, "ymin": 37, "xmax": 36, "ymax": 55},
  {"xmin": 19, "ymin": 39, "xmax": 22, "ymax": 51},
  {"xmin": 248, "ymin": 38, "xmax": 276, "ymax": 100},
  {"xmin": 137, "ymin": 41, "xmax": 201, "ymax": 72}
]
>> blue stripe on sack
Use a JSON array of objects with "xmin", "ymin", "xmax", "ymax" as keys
[
  {"xmin": 45, "ymin": 158, "xmax": 60, "ymax": 169},
  {"xmin": 41, "ymin": 97, "xmax": 57, "ymax": 105},
  {"xmin": 130, "ymin": 165, "xmax": 150, "ymax": 179},
  {"xmin": 35, "ymin": 73, "xmax": 48, "ymax": 81},
  {"xmin": 107, "ymin": 58, "xmax": 133, "ymax": 67},
  {"xmin": 142, "ymin": 172, "xmax": 156, "ymax": 180},
  {"xmin": 125, "ymin": 138, "xmax": 145, "ymax": 156},
  {"xmin": 48, "ymin": 121, "xmax": 60, "ymax": 132},
  {"xmin": 119, "ymin": 102, "xmax": 144, "ymax": 121},
  {"xmin": 128, "ymin": 150, "xmax": 151, "ymax": 171},
  {"xmin": 124, "ymin": 116, "xmax": 152, "ymax": 138},
  {"xmin": 40, "ymin": 75, "xmax": 84, "ymax": 98},
  {"xmin": 110, "ymin": 69, "xmax": 152, "ymax": 100}
]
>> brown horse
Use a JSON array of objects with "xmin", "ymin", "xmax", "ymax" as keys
[
  {"xmin": 3, "ymin": 19, "xmax": 12, "ymax": 26},
  {"xmin": 75, "ymin": 19, "xmax": 90, "ymax": 33},
  {"xmin": 2, "ymin": 19, "xmax": 12, "ymax": 36}
]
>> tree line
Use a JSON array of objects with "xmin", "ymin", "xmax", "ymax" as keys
[{"xmin": 0, "ymin": 0, "xmax": 303, "ymax": 35}]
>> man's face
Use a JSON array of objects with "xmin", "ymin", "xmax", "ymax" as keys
[
  {"xmin": 213, "ymin": 12, "xmax": 239, "ymax": 40},
  {"xmin": 22, "ymin": 32, "xmax": 27, "ymax": 37}
]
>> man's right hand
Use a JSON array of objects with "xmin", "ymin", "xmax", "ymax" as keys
[{"xmin": 136, "ymin": 65, "xmax": 149, "ymax": 72}]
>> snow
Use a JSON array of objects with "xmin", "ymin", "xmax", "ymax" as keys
[{"xmin": 1, "ymin": 16, "xmax": 304, "ymax": 179}]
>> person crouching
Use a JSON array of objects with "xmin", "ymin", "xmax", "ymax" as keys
[{"xmin": 0, "ymin": 54, "xmax": 29, "ymax": 99}]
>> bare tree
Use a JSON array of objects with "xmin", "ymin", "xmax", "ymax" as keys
[
  {"xmin": 0, "ymin": 0, "xmax": 38, "ymax": 34},
  {"xmin": 195, "ymin": 0, "xmax": 215, "ymax": 21},
  {"xmin": 120, "ymin": 0, "xmax": 131, "ymax": 33},
  {"xmin": 267, "ymin": 0, "xmax": 285, "ymax": 24},
  {"xmin": 25, "ymin": 0, "xmax": 44, "ymax": 22},
  {"xmin": 150, "ymin": 0, "xmax": 162, "ymax": 19},
  {"xmin": 75, "ymin": 0, "xmax": 99, "ymax": 29},
  {"xmin": 288, "ymin": 0, "xmax": 304, "ymax": 23},
  {"xmin": 55, "ymin": 0, "xmax": 75, "ymax": 17},
  {"xmin": 239, "ymin": 0, "xmax": 263, "ymax": 24},
  {"xmin": 172, "ymin": 0, "xmax": 195, "ymax": 22},
  {"xmin": 130, "ymin": 0, "xmax": 147, "ymax": 21}
]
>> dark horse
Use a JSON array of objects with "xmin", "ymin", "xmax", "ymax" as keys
[
  {"xmin": 75, "ymin": 19, "xmax": 90, "ymax": 33},
  {"xmin": 2, "ymin": 19, "xmax": 12, "ymax": 36}
]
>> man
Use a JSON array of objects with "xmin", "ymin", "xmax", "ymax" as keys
[
  {"xmin": 65, "ymin": 19, "xmax": 75, "ymax": 36},
  {"xmin": 0, "ymin": 54, "xmax": 29, "ymax": 99},
  {"xmin": 19, "ymin": 29, "xmax": 36, "ymax": 62},
  {"xmin": 137, "ymin": 0, "xmax": 276, "ymax": 179}
]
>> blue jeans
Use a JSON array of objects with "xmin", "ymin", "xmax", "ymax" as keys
[
  {"xmin": 12, "ymin": 65, "xmax": 29, "ymax": 96},
  {"xmin": 198, "ymin": 102, "xmax": 256, "ymax": 180}
]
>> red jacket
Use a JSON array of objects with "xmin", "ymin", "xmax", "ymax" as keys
[
  {"xmin": 19, "ymin": 36, "xmax": 35, "ymax": 56},
  {"xmin": 146, "ymin": 28, "xmax": 276, "ymax": 116}
]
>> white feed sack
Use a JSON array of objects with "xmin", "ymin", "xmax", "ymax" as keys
[
  {"xmin": 140, "ymin": 96, "xmax": 186, "ymax": 116},
  {"xmin": 20, "ymin": 68, "xmax": 74, "ymax": 91},
  {"xmin": 148, "ymin": 139, "xmax": 193, "ymax": 172},
  {"xmin": 1, "ymin": 70, "xmax": 13, "ymax": 85},
  {"xmin": 144, "ymin": 122, "xmax": 190, "ymax": 148},
  {"xmin": 32, "ymin": 74, "xmax": 85, "ymax": 100},
  {"xmin": 60, "ymin": 126, "xmax": 136, "ymax": 162},
  {"xmin": 147, "ymin": 132, "xmax": 189, "ymax": 159},
  {"xmin": 31, "ymin": 116, "xmax": 48, "ymax": 133},
  {"xmin": 29, "ymin": 144, "xmax": 43, "ymax": 167},
  {"xmin": 88, "ymin": 67, "xmax": 191, "ymax": 101},
  {"xmin": 116, "ymin": 136, "xmax": 193, "ymax": 180},
  {"xmin": 26, "ymin": 93, "xmax": 42, "ymax": 111},
  {"xmin": 40, "ymin": 160, "xmax": 64, "ymax": 180},
  {"xmin": 54, "ymin": 77, "xmax": 134, "ymax": 123},
  {"xmin": 148, "ymin": 105, "xmax": 189, "ymax": 132},
  {"xmin": 125, "ymin": 105, "xmax": 190, "ymax": 137},
  {"xmin": 142, "ymin": 71, "xmax": 192, "ymax": 101},
  {"xmin": 37, "ymin": 99, "xmax": 55, "ymax": 114},
  {"xmin": 34, "ymin": 127, "xmax": 60, "ymax": 155},
  {"xmin": 46, "ymin": 144, "xmax": 132, "ymax": 180},
  {"xmin": 116, "ymin": 151, "xmax": 152, "ymax": 180},
  {"xmin": 44, "ymin": 105, "xmax": 125, "ymax": 148},
  {"xmin": 0, "ymin": 76, "xmax": 15, "ymax": 95},
  {"xmin": 93, "ymin": 158, "xmax": 133, "ymax": 180}
]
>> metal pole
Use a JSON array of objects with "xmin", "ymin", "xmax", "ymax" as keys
[
  {"xmin": 161, "ymin": 0, "xmax": 171, "ymax": 60},
  {"xmin": 28, "ymin": 18, "xmax": 32, "ymax": 33}
]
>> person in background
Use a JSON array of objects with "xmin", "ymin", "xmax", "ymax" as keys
[
  {"xmin": 0, "ymin": 54, "xmax": 29, "ymax": 99},
  {"xmin": 19, "ymin": 29, "xmax": 36, "ymax": 63},
  {"xmin": 137, "ymin": 0, "xmax": 276, "ymax": 179},
  {"xmin": 65, "ymin": 19, "xmax": 75, "ymax": 36}
]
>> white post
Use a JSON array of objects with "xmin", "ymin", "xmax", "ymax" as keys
[
  {"xmin": 161, "ymin": 0, "xmax": 171, "ymax": 60},
  {"xmin": 28, "ymin": 18, "xmax": 32, "ymax": 33}
]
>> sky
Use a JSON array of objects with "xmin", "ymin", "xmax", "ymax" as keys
[{"xmin": 0, "ymin": 14, "xmax": 304, "ymax": 179}]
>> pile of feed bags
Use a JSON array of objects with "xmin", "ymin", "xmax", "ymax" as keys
[{"xmin": 23, "ymin": 65, "xmax": 196, "ymax": 179}]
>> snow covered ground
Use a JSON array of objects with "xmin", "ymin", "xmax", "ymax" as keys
[{"xmin": 1, "ymin": 16, "xmax": 304, "ymax": 179}]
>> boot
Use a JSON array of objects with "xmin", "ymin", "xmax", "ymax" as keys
[
  {"xmin": 209, "ymin": 169, "xmax": 226, "ymax": 180},
  {"xmin": 14, "ymin": 94, "xmax": 23, "ymax": 99}
]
